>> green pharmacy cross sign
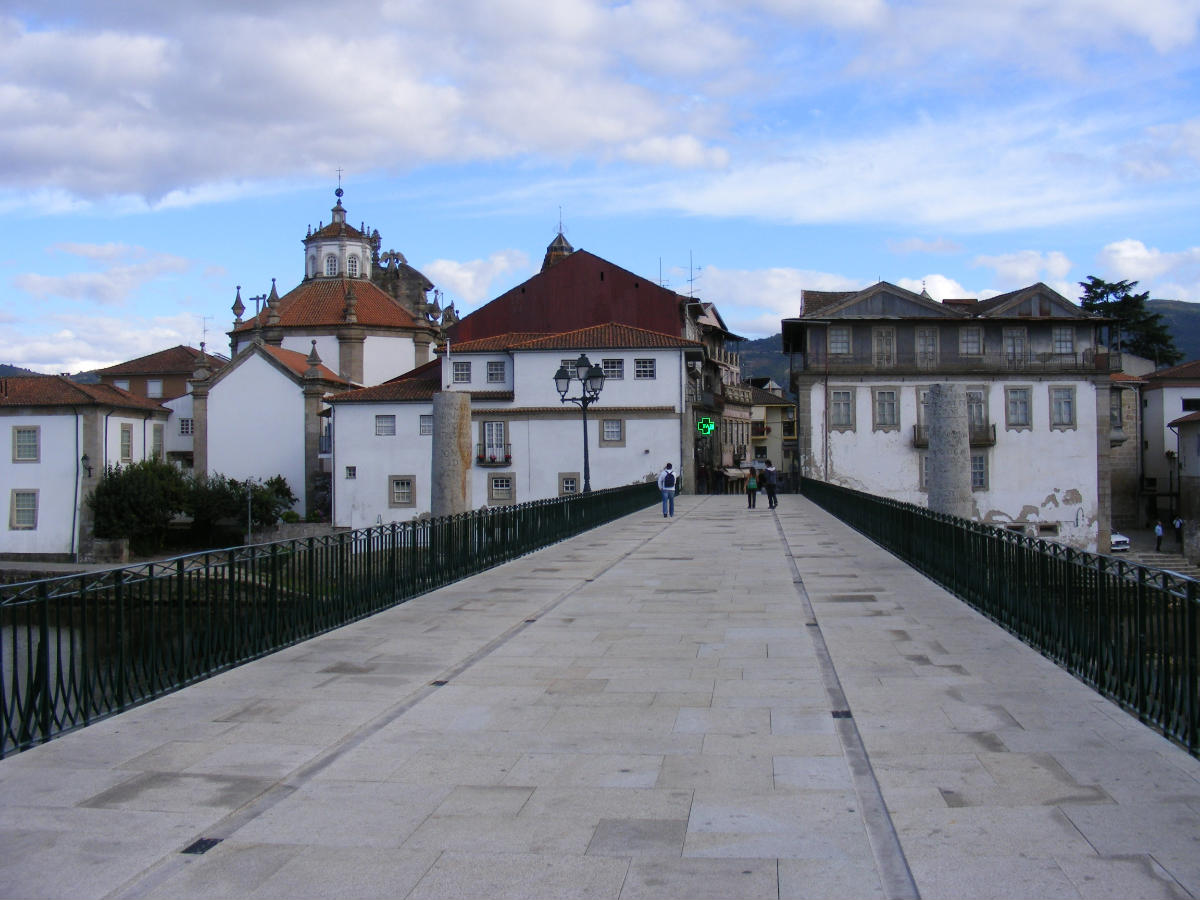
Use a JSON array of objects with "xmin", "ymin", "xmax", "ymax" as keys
[{"xmin": 696, "ymin": 417, "xmax": 716, "ymax": 436}]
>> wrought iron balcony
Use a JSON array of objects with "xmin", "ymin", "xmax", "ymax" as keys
[
  {"xmin": 801, "ymin": 348, "xmax": 1120, "ymax": 376},
  {"xmin": 475, "ymin": 443, "xmax": 512, "ymax": 466},
  {"xmin": 912, "ymin": 423, "xmax": 997, "ymax": 448}
]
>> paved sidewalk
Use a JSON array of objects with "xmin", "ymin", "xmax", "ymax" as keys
[{"xmin": 2, "ymin": 496, "xmax": 1199, "ymax": 899}]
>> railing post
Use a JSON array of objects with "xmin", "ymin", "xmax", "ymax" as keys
[
  {"xmin": 1187, "ymin": 581, "xmax": 1198, "ymax": 754},
  {"xmin": 37, "ymin": 581, "xmax": 51, "ymax": 745}
]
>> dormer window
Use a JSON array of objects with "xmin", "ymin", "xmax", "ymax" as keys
[
  {"xmin": 347, "ymin": 255, "xmax": 359, "ymax": 277},
  {"xmin": 325, "ymin": 255, "xmax": 337, "ymax": 276}
]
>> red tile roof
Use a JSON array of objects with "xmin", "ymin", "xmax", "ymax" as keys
[
  {"xmin": 1170, "ymin": 411, "xmax": 1200, "ymax": 427},
  {"xmin": 0, "ymin": 375, "xmax": 168, "ymax": 412},
  {"xmin": 232, "ymin": 278, "xmax": 419, "ymax": 333},
  {"xmin": 447, "ymin": 333, "xmax": 552, "ymax": 353},
  {"xmin": 1145, "ymin": 360, "xmax": 1200, "ymax": 382},
  {"xmin": 95, "ymin": 344, "xmax": 228, "ymax": 376},
  {"xmin": 327, "ymin": 359, "xmax": 441, "ymax": 403},
  {"xmin": 258, "ymin": 345, "xmax": 347, "ymax": 384},
  {"xmin": 509, "ymin": 323, "xmax": 701, "ymax": 351}
]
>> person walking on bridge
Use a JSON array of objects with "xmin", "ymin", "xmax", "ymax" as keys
[{"xmin": 657, "ymin": 463, "xmax": 677, "ymax": 518}]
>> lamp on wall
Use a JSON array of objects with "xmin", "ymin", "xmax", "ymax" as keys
[
  {"xmin": 553, "ymin": 353, "xmax": 605, "ymax": 493},
  {"xmin": 80, "ymin": 453, "xmax": 93, "ymax": 478}
]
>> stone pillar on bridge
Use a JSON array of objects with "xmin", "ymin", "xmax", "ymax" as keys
[
  {"xmin": 926, "ymin": 383, "xmax": 973, "ymax": 519},
  {"xmin": 431, "ymin": 390, "xmax": 472, "ymax": 517}
]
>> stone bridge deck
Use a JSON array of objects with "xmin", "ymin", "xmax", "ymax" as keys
[{"xmin": 2, "ymin": 496, "xmax": 1199, "ymax": 899}]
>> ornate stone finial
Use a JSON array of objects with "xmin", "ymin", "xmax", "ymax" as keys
[
  {"xmin": 343, "ymin": 284, "xmax": 358, "ymax": 324},
  {"xmin": 427, "ymin": 288, "xmax": 442, "ymax": 320},
  {"xmin": 265, "ymin": 278, "xmax": 281, "ymax": 327},
  {"xmin": 306, "ymin": 339, "xmax": 322, "ymax": 371},
  {"xmin": 267, "ymin": 278, "xmax": 279, "ymax": 306},
  {"xmin": 232, "ymin": 285, "xmax": 245, "ymax": 323}
]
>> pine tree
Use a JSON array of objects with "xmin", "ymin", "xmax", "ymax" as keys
[{"xmin": 1079, "ymin": 276, "xmax": 1181, "ymax": 366}]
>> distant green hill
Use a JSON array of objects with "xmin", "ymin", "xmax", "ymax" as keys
[
  {"xmin": 736, "ymin": 333, "xmax": 792, "ymax": 394},
  {"xmin": 0, "ymin": 364, "xmax": 37, "ymax": 377},
  {"xmin": 1149, "ymin": 299, "xmax": 1200, "ymax": 365}
]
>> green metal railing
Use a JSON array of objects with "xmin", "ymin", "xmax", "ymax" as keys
[
  {"xmin": 0, "ymin": 482, "xmax": 657, "ymax": 757},
  {"xmin": 801, "ymin": 477, "xmax": 1200, "ymax": 756}
]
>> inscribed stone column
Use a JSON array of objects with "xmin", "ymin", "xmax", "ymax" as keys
[
  {"xmin": 431, "ymin": 391, "xmax": 472, "ymax": 517},
  {"xmin": 926, "ymin": 383, "xmax": 973, "ymax": 519}
]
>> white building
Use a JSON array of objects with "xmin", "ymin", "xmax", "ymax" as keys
[
  {"xmin": 0, "ymin": 376, "xmax": 169, "ymax": 561},
  {"xmin": 782, "ymin": 282, "xmax": 1118, "ymax": 551},
  {"xmin": 192, "ymin": 342, "xmax": 347, "ymax": 514},
  {"xmin": 328, "ymin": 323, "xmax": 702, "ymax": 527}
]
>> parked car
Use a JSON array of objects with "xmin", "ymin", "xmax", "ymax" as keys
[{"xmin": 1109, "ymin": 532, "xmax": 1130, "ymax": 552}]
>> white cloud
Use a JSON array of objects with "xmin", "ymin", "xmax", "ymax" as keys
[
  {"xmin": 973, "ymin": 249, "xmax": 1073, "ymax": 284},
  {"xmin": 692, "ymin": 264, "xmax": 862, "ymax": 335},
  {"xmin": 0, "ymin": 311, "xmax": 205, "ymax": 373},
  {"xmin": 887, "ymin": 237, "xmax": 963, "ymax": 255},
  {"xmin": 896, "ymin": 274, "xmax": 972, "ymax": 300},
  {"xmin": 422, "ymin": 250, "xmax": 531, "ymax": 308},
  {"xmin": 13, "ymin": 246, "xmax": 190, "ymax": 304},
  {"xmin": 1098, "ymin": 239, "xmax": 1200, "ymax": 280},
  {"xmin": 619, "ymin": 136, "xmax": 730, "ymax": 169}
]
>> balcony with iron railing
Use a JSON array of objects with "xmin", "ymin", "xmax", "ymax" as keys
[
  {"xmin": 475, "ymin": 443, "xmax": 512, "ymax": 466},
  {"xmin": 912, "ymin": 423, "xmax": 997, "ymax": 447},
  {"xmin": 801, "ymin": 348, "xmax": 1120, "ymax": 376}
]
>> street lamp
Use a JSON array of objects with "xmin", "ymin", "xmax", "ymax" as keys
[{"xmin": 554, "ymin": 353, "xmax": 605, "ymax": 493}]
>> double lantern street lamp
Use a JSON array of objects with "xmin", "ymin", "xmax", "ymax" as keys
[{"xmin": 554, "ymin": 354, "xmax": 605, "ymax": 494}]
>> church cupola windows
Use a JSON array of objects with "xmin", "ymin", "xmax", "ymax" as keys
[
  {"xmin": 347, "ymin": 255, "xmax": 359, "ymax": 278},
  {"xmin": 325, "ymin": 255, "xmax": 338, "ymax": 277}
]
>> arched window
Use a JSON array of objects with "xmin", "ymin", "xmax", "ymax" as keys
[
  {"xmin": 347, "ymin": 255, "xmax": 359, "ymax": 277},
  {"xmin": 325, "ymin": 255, "xmax": 337, "ymax": 276}
]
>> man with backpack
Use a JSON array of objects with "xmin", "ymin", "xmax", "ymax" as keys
[{"xmin": 657, "ymin": 463, "xmax": 677, "ymax": 518}]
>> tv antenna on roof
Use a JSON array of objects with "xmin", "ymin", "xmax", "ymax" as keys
[
  {"xmin": 200, "ymin": 315, "xmax": 212, "ymax": 346},
  {"xmin": 687, "ymin": 251, "xmax": 702, "ymax": 298}
]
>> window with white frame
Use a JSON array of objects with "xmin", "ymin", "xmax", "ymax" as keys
[
  {"xmin": 347, "ymin": 255, "xmax": 359, "ymax": 277},
  {"xmin": 152, "ymin": 424, "xmax": 164, "ymax": 461},
  {"xmin": 419, "ymin": 415, "xmax": 433, "ymax": 435},
  {"xmin": 375, "ymin": 414, "xmax": 396, "ymax": 436},
  {"xmin": 602, "ymin": 358, "xmax": 624, "ymax": 379},
  {"xmin": 634, "ymin": 359, "xmax": 656, "ymax": 379},
  {"xmin": 828, "ymin": 326, "xmax": 851, "ymax": 355},
  {"xmin": 559, "ymin": 472, "xmax": 579, "ymax": 496},
  {"xmin": 325, "ymin": 255, "xmax": 337, "ymax": 276},
  {"xmin": 1006, "ymin": 386, "xmax": 1031, "ymax": 429},
  {"xmin": 179, "ymin": 417, "xmax": 194, "ymax": 436},
  {"xmin": 483, "ymin": 421, "xmax": 506, "ymax": 458},
  {"xmin": 959, "ymin": 326, "xmax": 983, "ymax": 356},
  {"xmin": 487, "ymin": 361, "xmax": 505, "ymax": 383},
  {"xmin": 452, "ymin": 361, "xmax": 471, "ymax": 383},
  {"xmin": 971, "ymin": 453, "xmax": 988, "ymax": 490},
  {"xmin": 10, "ymin": 490, "xmax": 37, "ymax": 530},
  {"xmin": 872, "ymin": 388, "xmax": 899, "ymax": 431},
  {"xmin": 1050, "ymin": 386, "xmax": 1076, "ymax": 429},
  {"xmin": 345, "ymin": 466, "xmax": 357, "ymax": 479},
  {"xmin": 1052, "ymin": 326, "xmax": 1075, "ymax": 355},
  {"xmin": 830, "ymin": 389, "xmax": 855, "ymax": 430},
  {"xmin": 600, "ymin": 418, "xmax": 625, "ymax": 447},
  {"xmin": 120, "ymin": 423, "xmax": 133, "ymax": 462},
  {"xmin": 488, "ymin": 474, "xmax": 514, "ymax": 504},
  {"xmin": 12, "ymin": 426, "xmax": 39, "ymax": 462},
  {"xmin": 146, "ymin": 379, "xmax": 163, "ymax": 399},
  {"xmin": 388, "ymin": 475, "xmax": 415, "ymax": 508},
  {"xmin": 967, "ymin": 388, "xmax": 987, "ymax": 431}
]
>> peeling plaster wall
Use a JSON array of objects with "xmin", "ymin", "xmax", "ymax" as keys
[{"xmin": 807, "ymin": 379, "xmax": 1103, "ymax": 550}]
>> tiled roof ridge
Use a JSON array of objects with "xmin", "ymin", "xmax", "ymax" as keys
[
  {"xmin": 258, "ymin": 344, "xmax": 347, "ymax": 384},
  {"xmin": 0, "ymin": 374, "xmax": 167, "ymax": 410},
  {"xmin": 95, "ymin": 344, "xmax": 228, "ymax": 375},
  {"xmin": 510, "ymin": 321, "xmax": 701, "ymax": 349}
]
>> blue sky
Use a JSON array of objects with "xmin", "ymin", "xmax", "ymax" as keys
[{"xmin": 2, "ymin": 0, "xmax": 1199, "ymax": 373}]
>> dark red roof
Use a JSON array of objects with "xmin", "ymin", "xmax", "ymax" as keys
[
  {"xmin": 448, "ymin": 250, "xmax": 686, "ymax": 342},
  {"xmin": 95, "ymin": 344, "xmax": 228, "ymax": 376},
  {"xmin": 510, "ymin": 323, "xmax": 701, "ymax": 351},
  {"xmin": 232, "ymin": 278, "xmax": 418, "ymax": 333},
  {"xmin": 449, "ymin": 333, "xmax": 551, "ymax": 352},
  {"xmin": 1145, "ymin": 360, "xmax": 1200, "ymax": 382},
  {"xmin": 0, "ymin": 375, "xmax": 168, "ymax": 412}
]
